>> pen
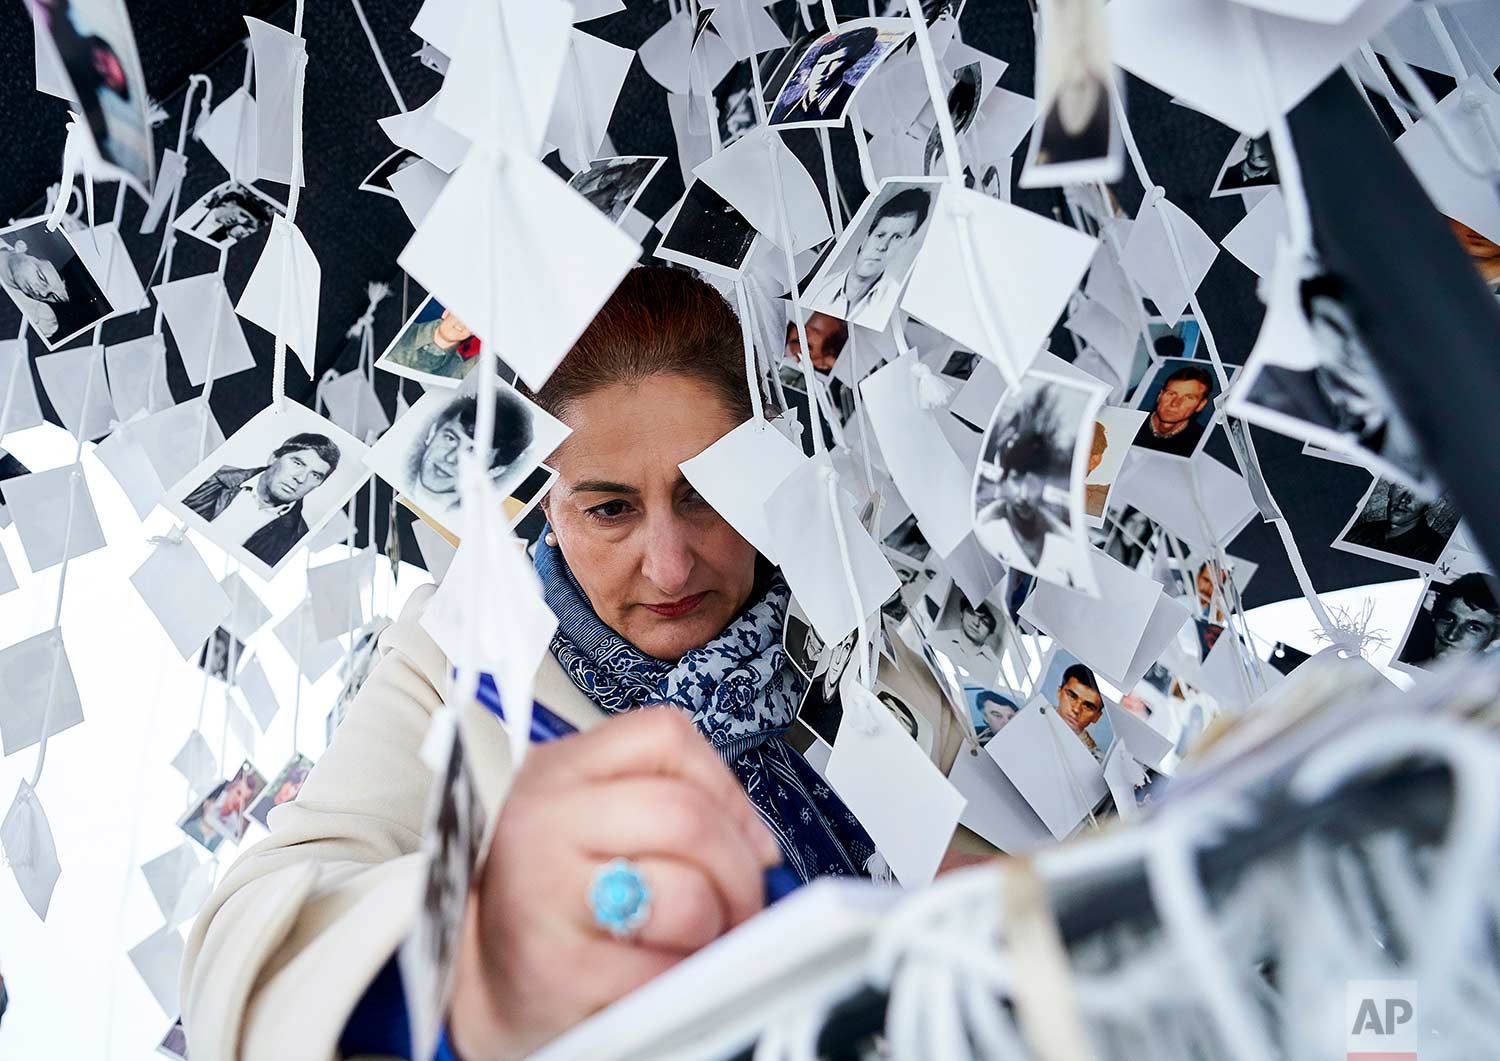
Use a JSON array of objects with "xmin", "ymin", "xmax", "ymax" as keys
[{"xmin": 472, "ymin": 673, "xmax": 802, "ymax": 904}]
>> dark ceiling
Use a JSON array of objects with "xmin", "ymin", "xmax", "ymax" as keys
[{"xmin": 0, "ymin": 0, "xmax": 1429, "ymax": 611}]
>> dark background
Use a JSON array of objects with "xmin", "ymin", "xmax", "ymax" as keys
[{"xmin": 0, "ymin": 0, "xmax": 1448, "ymax": 608}]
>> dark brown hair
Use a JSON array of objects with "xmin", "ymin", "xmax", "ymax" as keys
[{"xmin": 526, "ymin": 266, "xmax": 762, "ymax": 423}]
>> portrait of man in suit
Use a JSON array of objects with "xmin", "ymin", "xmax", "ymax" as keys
[{"xmin": 182, "ymin": 431, "xmax": 341, "ymax": 569}]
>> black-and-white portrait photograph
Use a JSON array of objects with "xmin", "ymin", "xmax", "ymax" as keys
[
  {"xmin": 165, "ymin": 403, "xmax": 371, "ymax": 581},
  {"xmin": 359, "ymin": 148, "xmax": 421, "ymax": 198},
  {"xmin": 375, "ymin": 295, "xmax": 483, "ymax": 387},
  {"xmin": 783, "ymin": 600, "xmax": 824, "ymax": 680},
  {"xmin": 1131, "ymin": 358, "xmax": 1231, "ymax": 459},
  {"xmin": 568, "ymin": 156, "xmax": 666, "ymax": 224},
  {"xmin": 883, "ymin": 513, "xmax": 931, "ymax": 564},
  {"xmin": 974, "ymin": 372, "xmax": 1099, "ymax": 591},
  {"xmin": 365, "ymin": 375, "xmax": 567, "ymax": 524},
  {"xmin": 401, "ymin": 727, "xmax": 485, "ymax": 1060},
  {"xmin": 940, "ymin": 349, "xmax": 981, "ymax": 381},
  {"xmin": 197, "ymin": 625, "xmax": 244, "ymax": 683},
  {"xmin": 924, "ymin": 62, "xmax": 983, "ymax": 177},
  {"xmin": 767, "ymin": 18, "xmax": 910, "ymax": 129},
  {"xmin": 655, "ymin": 178, "xmax": 760, "ymax": 279},
  {"xmin": 931, "ymin": 585, "xmax": 1004, "ymax": 679},
  {"xmin": 1395, "ymin": 569, "xmax": 1500, "ymax": 672},
  {"xmin": 173, "ymin": 179, "xmax": 285, "ymax": 250},
  {"xmin": 1210, "ymin": 133, "xmax": 1279, "ymax": 198},
  {"xmin": 713, "ymin": 61, "xmax": 759, "ymax": 147},
  {"xmin": 0, "ymin": 220, "xmax": 116, "ymax": 349},
  {"xmin": 874, "ymin": 683, "xmax": 934, "ymax": 756},
  {"xmin": 802, "ymin": 178, "xmax": 939, "ymax": 331},
  {"xmin": 1233, "ymin": 273, "xmax": 1430, "ymax": 490},
  {"xmin": 31, "ymin": 0, "xmax": 155, "ymax": 190},
  {"xmin": 1096, "ymin": 504, "xmax": 1159, "ymax": 571},
  {"xmin": 1022, "ymin": 0, "xmax": 1121, "ymax": 185},
  {"xmin": 1334, "ymin": 477, "xmax": 1461, "ymax": 572}
]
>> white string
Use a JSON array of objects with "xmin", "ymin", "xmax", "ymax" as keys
[
  {"xmin": 764, "ymin": 134, "xmax": 828, "ymax": 455},
  {"xmin": 1379, "ymin": 32, "xmax": 1500, "ymax": 182},
  {"xmin": 733, "ymin": 281, "xmax": 767, "ymax": 422},
  {"xmin": 846, "ymin": 108, "xmax": 880, "ymax": 194},
  {"xmin": 0, "ymin": 321, "xmax": 25, "ymax": 442},
  {"xmin": 816, "ymin": 127, "xmax": 845, "ymax": 231},
  {"xmin": 28, "ymin": 348, "xmax": 100, "ymax": 788},
  {"xmin": 1107, "ymin": 88, "xmax": 1343, "ymax": 645},
  {"xmin": 954, "ymin": 207, "xmax": 1022, "ymax": 387},
  {"xmin": 1356, "ymin": 43, "xmax": 1415, "ymax": 132},
  {"xmin": 905, "ymin": 0, "xmax": 964, "ymax": 186},
  {"xmin": 271, "ymin": 40, "xmax": 310, "ymax": 410},
  {"xmin": 196, "ymin": 244, "xmax": 233, "ymax": 460},
  {"xmin": 348, "ymin": 0, "xmax": 408, "ymax": 112},
  {"xmin": 1231, "ymin": 4, "xmax": 1313, "ymax": 257},
  {"xmin": 824, "ymin": 467, "xmax": 872, "ymax": 694},
  {"xmin": 1422, "ymin": 4, "xmax": 1469, "ymax": 83}
]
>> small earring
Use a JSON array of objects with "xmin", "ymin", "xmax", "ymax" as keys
[{"xmin": 544, "ymin": 531, "xmax": 558, "ymax": 546}]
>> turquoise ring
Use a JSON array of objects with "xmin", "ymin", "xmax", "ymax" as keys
[{"xmin": 589, "ymin": 858, "xmax": 652, "ymax": 939}]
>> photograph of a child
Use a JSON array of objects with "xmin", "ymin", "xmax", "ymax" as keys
[{"xmin": 376, "ymin": 295, "xmax": 484, "ymax": 387}]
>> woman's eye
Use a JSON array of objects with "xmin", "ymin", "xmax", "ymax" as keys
[{"xmin": 586, "ymin": 500, "xmax": 632, "ymax": 521}]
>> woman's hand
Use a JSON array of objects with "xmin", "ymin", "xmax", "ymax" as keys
[{"xmin": 448, "ymin": 708, "xmax": 783, "ymax": 1060}]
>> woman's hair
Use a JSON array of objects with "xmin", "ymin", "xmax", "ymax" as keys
[{"xmin": 526, "ymin": 266, "xmax": 763, "ymax": 423}]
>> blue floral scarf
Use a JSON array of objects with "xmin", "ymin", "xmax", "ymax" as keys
[{"xmin": 534, "ymin": 533, "xmax": 873, "ymax": 882}]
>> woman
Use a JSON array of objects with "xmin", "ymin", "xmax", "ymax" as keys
[{"xmin": 181, "ymin": 268, "xmax": 985, "ymax": 1060}]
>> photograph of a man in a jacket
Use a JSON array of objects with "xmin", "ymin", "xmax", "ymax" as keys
[{"xmin": 182, "ymin": 432, "xmax": 341, "ymax": 568}]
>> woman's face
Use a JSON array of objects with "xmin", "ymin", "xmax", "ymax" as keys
[{"xmin": 543, "ymin": 375, "xmax": 758, "ymax": 660}]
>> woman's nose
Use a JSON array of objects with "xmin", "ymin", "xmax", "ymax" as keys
[{"xmin": 640, "ymin": 517, "xmax": 695, "ymax": 595}]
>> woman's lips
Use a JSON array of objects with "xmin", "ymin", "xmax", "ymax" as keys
[{"xmin": 643, "ymin": 592, "xmax": 708, "ymax": 618}]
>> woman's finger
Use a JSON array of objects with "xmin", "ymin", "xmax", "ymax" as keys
[
  {"xmin": 548, "ymin": 777, "xmax": 768, "ymax": 930},
  {"xmin": 576, "ymin": 853, "xmax": 731, "ymax": 953},
  {"xmin": 534, "ymin": 708, "xmax": 781, "ymax": 866}
]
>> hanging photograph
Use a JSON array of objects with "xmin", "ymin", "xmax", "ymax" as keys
[
  {"xmin": 0, "ymin": 219, "xmax": 117, "ymax": 349},
  {"xmin": 375, "ymin": 294, "xmax": 486, "ymax": 388},
  {"xmin": 655, "ymin": 178, "xmax": 760, "ymax": 279},
  {"xmin": 801, "ymin": 178, "xmax": 941, "ymax": 332},
  {"xmin": 973, "ymin": 369, "xmax": 1104, "ymax": 593},
  {"xmin": 1229, "ymin": 271, "xmax": 1434, "ymax": 493},
  {"xmin": 1036, "ymin": 647, "xmax": 1114, "ymax": 763},
  {"xmin": 928, "ymin": 584, "xmax": 1004, "ymax": 683},
  {"xmin": 196, "ymin": 626, "xmax": 245, "ymax": 683},
  {"xmin": 767, "ymin": 18, "xmax": 912, "ymax": 129},
  {"xmin": 1019, "ymin": 0, "xmax": 1122, "ymax": 188},
  {"xmin": 247, "ymin": 753, "xmax": 315, "ymax": 829},
  {"xmin": 965, "ymin": 685, "xmax": 1020, "ymax": 746},
  {"xmin": 568, "ymin": 155, "xmax": 666, "ymax": 224},
  {"xmin": 164, "ymin": 402, "xmax": 372, "ymax": 581},
  {"xmin": 173, "ymin": 180, "xmax": 286, "ymax": 250},
  {"xmin": 178, "ymin": 760, "xmax": 267, "ymax": 852},
  {"xmin": 1332, "ymin": 476, "xmax": 1462, "ymax": 574},
  {"xmin": 1130, "ymin": 357, "xmax": 1233, "ymax": 460},
  {"xmin": 783, "ymin": 310, "xmax": 849, "ymax": 374},
  {"xmin": 27, "ymin": 0, "xmax": 155, "ymax": 190},
  {"xmin": 1393, "ymin": 564, "xmax": 1500, "ymax": 674},
  {"xmin": 1084, "ymin": 406, "xmax": 1147, "ymax": 523},
  {"xmin": 365, "ymin": 374, "xmax": 569, "ymax": 524},
  {"xmin": 1210, "ymin": 133, "xmax": 1279, "ymax": 198},
  {"xmin": 359, "ymin": 148, "xmax": 422, "ymax": 198}
]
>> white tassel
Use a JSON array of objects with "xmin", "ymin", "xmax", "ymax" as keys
[
  {"xmin": 910, "ymin": 361, "xmax": 956, "ymax": 411},
  {"xmin": 865, "ymin": 849, "xmax": 895, "ymax": 884}
]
